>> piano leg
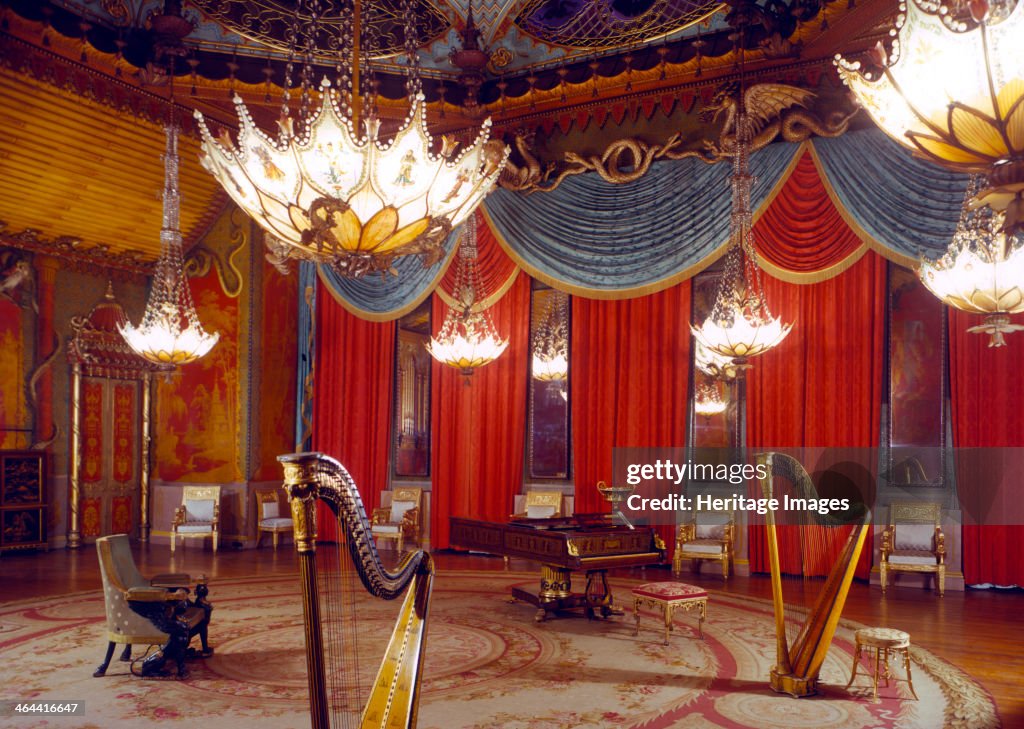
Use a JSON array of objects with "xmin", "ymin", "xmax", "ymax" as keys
[{"xmin": 583, "ymin": 570, "xmax": 624, "ymax": 619}]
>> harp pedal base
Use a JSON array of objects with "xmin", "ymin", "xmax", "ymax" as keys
[{"xmin": 770, "ymin": 669, "xmax": 817, "ymax": 698}]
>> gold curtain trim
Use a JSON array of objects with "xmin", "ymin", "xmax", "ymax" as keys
[
  {"xmin": 805, "ymin": 143, "xmax": 921, "ymax": 270},
  {"xmin": 434, "ymin": 263, "xmax": 522, "ymax": 312},
  {"xmin": 316, "ymin": 244, "xmax": 460, "ymax": 323},
  {"xmin": 750, "ymin": 141, "xmax": 871, "ymax": 283},
  {"xmin": 758, "ymin": 245, "xmax": 870, "ymax": 284}
]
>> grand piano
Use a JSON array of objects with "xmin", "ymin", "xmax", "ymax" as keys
[{"xmin": 450, "ymin": 514, "xmax": 665, "ymax": 621}]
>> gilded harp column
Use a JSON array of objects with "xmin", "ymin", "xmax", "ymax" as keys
[
  {"xmin": 280, "ymin": 455, "xmax": 330, "ymax": 729},
  {"xmin": 67, "ymin": 362, "xmax": 83, "ymax": 549}
]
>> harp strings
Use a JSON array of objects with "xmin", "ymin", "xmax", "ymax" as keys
[
  {"xmin": 316, "ymin": 465, "xmax": 364, "ymax": 729},
  {"xmin": 771, "ymin": 456, "xmax": 847, "ymax": 576}
]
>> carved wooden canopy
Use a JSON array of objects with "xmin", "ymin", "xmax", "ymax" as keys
[{"xmin": 67, "ymin": 283, "xmax": 167, "ymax": 379}]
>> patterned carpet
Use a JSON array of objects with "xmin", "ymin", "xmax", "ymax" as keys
[{"xmin": 0, "ymin": 571, "xmax": 1000, "ymax": 729}]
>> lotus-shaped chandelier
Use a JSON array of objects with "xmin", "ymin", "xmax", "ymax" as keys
[
  {"xmin": 120, "ymin": 124, "xmax": 218, "ymax": 366},
  {"xmin": 427, "ymin": 215, "xmax": 507, "ymax": 375},
  {"xmin": 835, "ymin": 0, "xmax": 1024, "ymax": 234},
  {"xmin": 692, "ymin": 107, "xmax": 792, "ymax": 367},
  {"xmin": 532, "ymin": 290, "xmax": 569, "ymax": 382},
  {"xmin": 193, "ymin": 0, "xmax": 508, "ymax": 279},
  {"xmin": 695, "ymin": 381, "xmax": 728, "ymax": 418},
  {"xmin": 695, "ymin": 341, "xmax": 739, "ymax": 381},
  {"xmin": 919, "ymin": 179, "xmax": 1024, "ymax": 346}
]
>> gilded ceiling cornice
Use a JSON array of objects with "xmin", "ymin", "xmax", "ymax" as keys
[{"xmin": 0, "ymin": 224, "xmax": 152, "ymax": 282}]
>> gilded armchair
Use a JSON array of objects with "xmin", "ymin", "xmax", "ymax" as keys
[
  {"xmin": 95, "ymin": 534, "xmax": 212, "ymax": 678},
  {"xmin": 881, "ymin": 501, "xmax": 945, "ymax": 596},
  {"xmin": 171, "ymin": 485, "xmax": 220, "ymax": 553},
  {"xmin": 370, "ymin": 486, "xmax": 422, "ymax": 552},
  {"xmin": 673, "ymin": 509, "xmax": 735, "ymax": 579},
  {"xmin": 255, "ymin": 488, "xmax": 293, "ymax": 549}
]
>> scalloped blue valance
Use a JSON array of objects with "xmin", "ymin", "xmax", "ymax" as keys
[
  {"xmin": 315, "ymin": 128, "xmax": 969, "ymax": 316},
  {"xmin": 316, "ymin": 226, "xmax": 461, "ymax": 321},
  {"xmin": 811, "ymin": 130, "xmax": 969, "ymax": 262},
  {"xmin": 483, "ymin": 141, "xmax": 802, "ymax": 296}
]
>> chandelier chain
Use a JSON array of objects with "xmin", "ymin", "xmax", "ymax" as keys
[
  {"xmin": 334, "ymin": 0, "xmax": 354, "ymax": 118},
  {"xmin": 402, "ymin": 0, "xmax": 423, "ymax": 99},
  {"xmin": 360, "ymin": 0, "xmax": 381, "ymax": 125},
  {"xmin": 298, "ymin": 0, "xmax": 323, "ymax": 124},
  {"xmin": 119, "ymin": 124, "xmax": 218, "ymax": 365},
  {"xmin": 280, "ymin": 2, "xmax": 302, "ymax": 125}
]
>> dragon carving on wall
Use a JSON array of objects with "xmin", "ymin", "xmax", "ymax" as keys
[
  {"xmin": 699, "ymin": 81, "xmax": 856, "ymax": 159},
  {"xmin": 499, "ymin": 83, "xmax": 858, "ymax": 194}
]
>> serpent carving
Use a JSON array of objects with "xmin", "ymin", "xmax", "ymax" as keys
[{"xmin": 499, "ymin": 82, "xmax": 858, "ymax": 194}]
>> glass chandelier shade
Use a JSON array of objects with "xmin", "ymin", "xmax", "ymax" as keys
[
  {"xmin": 691, "ymin": 112, "xmax": 792, "ymax": 366},
  {"xmin": 835, "ymin": 0, "xmax": 1024, "ymax": 233},
  {"xmin": 532, "ymin": 291, "xmax": 569, "ymax": 382},
  {"xmin": 193, "ymin": 1, "xmax": 508, "ymax": 279},
  {"xmin": 695, "ymin": 341, "xmax": 738, "ymax": 380},
  {"xmin": 119, "ymin": 125, "xmax": 219, "ymax": 366},
  {"xmin": 919, "ymin": 178, "xmax": 1024, "ymax": 345},
  {"xmin": 427, "ymin": 215, "xmax": 508, "ymax": 375},
  {"xmin": 694, "ymin": 381, "xmax": 728, "ymax": 418}
]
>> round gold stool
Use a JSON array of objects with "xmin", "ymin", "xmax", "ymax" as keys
[{"xmin": 845, "ymin": 627, "xmax": 918, "ymax": 702}]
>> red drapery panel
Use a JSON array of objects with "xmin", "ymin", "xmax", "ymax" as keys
[
  {"xmin": 313, "ymin": 286, "xmax": 396, "ymax": 541},
  {"xmin": 753, "ymin": 151, "xmax": 863, "ymax": 275},
  {"xmin": 438, "ymin": 211, "xmax": 519, "ymax": 302},
  {"xmin": 949, "ymin": 309, "xmax": 1024, "ymax": 586},
  {"xmin": 430, "ymin": 272, "xmax": 531, "ymax": 550},
  {"xmin": 571, "ymin": 281, "xmax": 692, "ymax": 557},
  {"xmin": 746, "ymin": 252, "xmax": 886, "ymax": 579}
]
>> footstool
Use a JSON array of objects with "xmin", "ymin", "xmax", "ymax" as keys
[
  {"xmin": 631, "ymin": 582, "xmax": 707, "ymax": 645},
  {"xmin": 845, "ymin": 627, "xmax": 918, "ymax": 702}
]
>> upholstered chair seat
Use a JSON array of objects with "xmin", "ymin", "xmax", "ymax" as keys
[
  {"xmin": 171, "ymin": 487, "xmax": 221, "ymax": 553},
  {"xmin": 673, "ymin": 511, "xmax": 735, "ymax": 579},
  {"xmin": 881, "ymin": 502, "xmax": 945, "ymax": 596},
  {"xmin": 371, "ymin": 487, "xmax": 423, "ymax": 552},
  {"xmin": 255, "ymin": 489, "xmax": 293, "ymax": 549}
]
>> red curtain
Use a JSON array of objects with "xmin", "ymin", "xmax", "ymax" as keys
[
  {"xmin": 312, "ymin": 287, "xmax": 396, "ymax": 541},
  {"xmin": 754, "ymin": 151, "xmax": 863, "ymax": 274},
  {"xmin": 571, "ymin": 282, "xmax": 692, "ymax": 557},
  {"xmin": 429, "ymin": 272, "xmax": 531, "ymax": 550},
  {"xmin": 745, "ymin": 252, "xmax": 886, "ymax": 579},
  {"xmin": 949, "ymin": 309, "xmax": 1024, "ymax": 586}
]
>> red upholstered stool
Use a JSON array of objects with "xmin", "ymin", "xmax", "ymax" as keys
[{"xmin": 631, "ymin": 582, "xmax": 707, "ymax": 645}]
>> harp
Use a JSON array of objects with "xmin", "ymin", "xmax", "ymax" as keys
[
  {"xmin": 756, "ymin": 452, "xmax": 870, "ymax": 697},
  {"xmin": 279, "ymin": 452, "xmax": 434, "ymax": 729}
]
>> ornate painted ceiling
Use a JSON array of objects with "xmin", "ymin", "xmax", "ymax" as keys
[{"xmin": 0, "ymin": 0, "xmax": 895, "ymax": 269}]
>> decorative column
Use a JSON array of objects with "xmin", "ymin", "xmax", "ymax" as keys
[
  {"xmin": 67, "ymin": 361, "xmax": 82, "ymax": 549},
  {"xmin": 33, "ymin": 255, "xmax": 60, "ymax": 446},
  {"xmin": 139, "ymin": 372, "xmax": 153, "ymax": 542}
]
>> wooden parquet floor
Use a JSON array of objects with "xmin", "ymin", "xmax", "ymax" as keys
[{"xmin": 3, "ymin": 544, "xmax": 1021, "ymax": 726}]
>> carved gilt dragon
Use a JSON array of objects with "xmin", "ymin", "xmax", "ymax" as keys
[{"xmin": 498, "ymin": 83, "xmax": 858, "ymax": 194}]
